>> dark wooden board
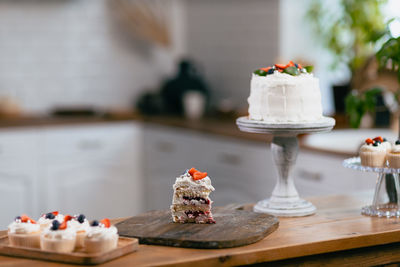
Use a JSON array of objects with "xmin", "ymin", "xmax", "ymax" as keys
[
  {"xmin": 0, "ymin": 235, "xmax": 138, "ymax": 265},
  {"xmin": 115, "ymin": 206, "xmax": 279, "ymax": 249}
]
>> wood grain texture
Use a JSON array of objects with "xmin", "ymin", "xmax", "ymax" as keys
[
  {"xmin": 0, "ymin": 236, "xmax": 138, "ymax": 265},
  {"xmin": 115, "ymin": 206, "xmax": 279, "ymax": 249},
  {"xmin": 2, "ymin": 193, "xmax": 400, "ymax": 266}
]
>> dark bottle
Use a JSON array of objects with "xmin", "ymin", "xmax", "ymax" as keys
[{"xmin": 160, "ymin": 60, "xmax": 209, "ymax": 116}]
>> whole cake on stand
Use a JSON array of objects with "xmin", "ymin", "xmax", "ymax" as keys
[{"xmin": 237, "ymin": 62, "xmax": 335, "ymax": 217}]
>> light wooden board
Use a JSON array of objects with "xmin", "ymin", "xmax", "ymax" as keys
[
  {"xmin": 0, "ymin": 236, "xmax": 138, "ymax": 265},
  {"xmin": 115, "ymin": 206, "xmax": 279, "ymax": 248},
  {"xmin": 3, "ymin": 193, "xmax": 400, "ymax": 266}
]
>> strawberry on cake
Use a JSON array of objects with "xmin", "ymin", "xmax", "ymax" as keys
[{"xmin": 171, "ymin": 168, "xmax": 215, "ymax": 224}]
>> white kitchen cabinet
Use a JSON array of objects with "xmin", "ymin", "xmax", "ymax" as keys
[
  {"xmin": 143, "ymin": 125, "xmax": 380, "ymax": 210},
  {"xmin": 295, "ymin": 150, "xmax": 377, "ymax": 197},
  {"xmin": 0, "ymin": 122, "xmax": 144, "ymax": 229},
  {"xmin": 40, "ymin": 123, "xmax": 145, "ymax": 218},
  {"xmin": 143, "ymin": 124, "xmax": 276, "ymax": 210},
  {"xmin": 0, "ymin": 129, "xmax": 40, "ymax": 229}
]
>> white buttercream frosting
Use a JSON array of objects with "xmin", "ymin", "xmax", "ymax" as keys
[
  {"xmin": 173, "ymin": 171, "xmax": 215, "ymax": 192},
  {"xmin": 8, "ymin": 221, "xmax": 40, "ymax": 234},
  {"xmin": 360, "ymin": 143, "xmax": 386, "ymax": 152},
  {"xmin": 86, "ymin": 226, "xmax": 118, "ymax": 241},
  {"xmin": 68, "ymin": 218, "xmax": 90, "ymax": 233},
  {"xmin": 248, "ymin": 72, "xmax": 323, "ymax": 122},
  {"xmin": 37, "ymin": 214, "xmax": 64, "ymax": 229},
  {"xmin": 391, "ymin": 144, "xmax": 400, "ymax": 153},
  {"xmin": 381, "ymin": 141, "xmax": 392, "ymax": 151},
  {"xmin": 41, "ymin": 226, "xmax": 76, "ymax": 240}
]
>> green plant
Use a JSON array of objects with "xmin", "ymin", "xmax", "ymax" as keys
[
  {"xmin": 376, "ymin": 21, "xmax": 400, "ymax": 83},
  {"xmin": 345, "ymin": 88, "xmax": 382, "ymax": 128},
  {"xmin": 307, "ymin": 0, "xmax": 387, "ymax": 85}
]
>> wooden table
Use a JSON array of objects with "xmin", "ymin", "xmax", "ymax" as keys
[{"xmin": 1, "ymin": 193, "xmax": 400, "ymax": 266}]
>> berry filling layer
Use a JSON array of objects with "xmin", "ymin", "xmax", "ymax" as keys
[{"xmin": 182, "ymin": 196, "xmax": 210, "ymax": 205}]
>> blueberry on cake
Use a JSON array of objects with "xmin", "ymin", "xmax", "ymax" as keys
[{"xmin": 171, "ymin": 168, "xmax": 216, "ymax": 224}]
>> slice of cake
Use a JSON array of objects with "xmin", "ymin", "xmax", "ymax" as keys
[{"xmin": 171, "ymin": 168, "xmax": 216, "ymax": 224}]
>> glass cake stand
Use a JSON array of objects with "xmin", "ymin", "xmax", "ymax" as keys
[
  {"xmin": 343, "ymin": 157, "xmax": 400, "ymax": 217},
  {"xmin": 236, "ymin": 116, "xmax": 336, "ymax": 217}
]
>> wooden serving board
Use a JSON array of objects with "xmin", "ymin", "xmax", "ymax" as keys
[
  {"xmin": 116, "ymin": 206, "xmax": 279, "ymax": 249},
  {"xmin": 0, "ymin": 236, "xmax": 138, "ymax": 265}
]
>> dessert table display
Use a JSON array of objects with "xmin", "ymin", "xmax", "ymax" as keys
[
  {"xmin": 2, "ymin": 193, "xmax": 400, "ymax": 266},
  {"xmin": 343, "ymin": 157, "xmax": 400, "ymax": 217},
  {"xmin": 236, "ymin": 116, "xmax": 335, "ymax": 216}
]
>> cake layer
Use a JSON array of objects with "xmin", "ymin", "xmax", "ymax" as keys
[
  {"xmin": 172, "ymin": 210, "xmax": 215, "ymax": 224},
  {"xmin": 172, "ymin": 195, "xmax": 211, "ymax": 204},
  {"xmin": 248, "ymin": 72, "xmax": 323, "ymax": 122},
  {"xmin": 171, "ymin": 203, "xmax": 211, "ymax": 213}
]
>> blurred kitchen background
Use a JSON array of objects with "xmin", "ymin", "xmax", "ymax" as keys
[{"xmin": 0, "ymin": 0, "xmax": 400, "ymax": 228}]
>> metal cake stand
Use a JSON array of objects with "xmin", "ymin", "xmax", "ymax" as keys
[{"xmin": 236, "ymin": 116, "xmax": 336, "ymax": 217}]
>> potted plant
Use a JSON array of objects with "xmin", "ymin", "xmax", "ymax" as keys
[{"xmin": 306, "ymin": 0, "xmax": 388, "ymax": 113}]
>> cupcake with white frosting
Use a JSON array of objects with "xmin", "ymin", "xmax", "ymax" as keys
[
  {"xmin": 37, "ymin": 211, "xmax": 64, "ymax": 231},
  {"xmin": 8, "ymin": 215, "xmax": 40, "ymax": 248},
  {"xmin": 84, "ymin": 218, "xmax": 118, "ymax": 253},
  {"xmin": 387, "ymin": 140, "xmax": 400, "ymax": 168},
  {"xmin": 379, "ymin": 137, "xmax": 392, "ymax": 151},
  {"xmin": 40, "ymin": 215, "xmax": 76, "ymax": 253},
  {"xmin": 359, "ymin": 137, "xmax": 387, "ymax": 167},
  {"xmin": 68, "ymin": 214, "xmax": 90, "ymax": 249}
]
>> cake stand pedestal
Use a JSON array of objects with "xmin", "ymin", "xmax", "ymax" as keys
[
  {"xmin": 236, "ymin": 116, "xmax": 336, "ymax": 217},
  {"xmin": 343, "ymin": 157, "xmax": 400, "ymax": 217}
]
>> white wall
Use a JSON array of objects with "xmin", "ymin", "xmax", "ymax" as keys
[
  {"xmin": 184, "ymin": 0, "xmax": 280, "ymax": 110},
  {"xmin": 279, "ymin": 0, "xmax": 350, "ymax": 116},
  {"xmin": 0, "ymin": 0, "xmax": 185, "ymax": 114}
]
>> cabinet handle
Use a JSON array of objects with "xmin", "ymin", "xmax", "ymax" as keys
[
  {"xmin": 217, "ymin": 153, "xmax": 242, "ymax": 166},
  {"xmin": 78, "ymin": 140, "xmax": 103, "ymax": 150},
  {"xmin": 297, "ymin": 169, "xmax": 322, "ymax": 182},
  {"xmin": 155, "ymin": 141, "xmax": 175, "ymax": 153}
]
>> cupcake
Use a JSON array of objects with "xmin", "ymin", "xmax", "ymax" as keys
[
  {"xmin": 387, "ymin": 140, "xmax": 400, "ymax": 168},
  {"xmin": 68, "ymin": 214, "xmax": 90, "ymax": 249},
  {"xmin": 359, "ymin": 137, "xmax": 387, "ymax": 167},
  {"xmin": 84, "ymin": 218, "xmax": 118, "ymax": 253},
  {"xmin": 379, "ymin": 137, "xmax": 392, "ymax": 151},
  {"xmin": 37, "ymin": 211, "xmax": 64, "ymax": 231},
  {"xmin": 40, "ymin": 215, "xmax": 76, "ymax": 253},
  {"xmin": 8, "ymin": 215, "xmax": 40, "ymax": 248}
]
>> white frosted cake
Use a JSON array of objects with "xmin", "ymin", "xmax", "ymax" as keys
[
  {"xmin": 171, "ymin": 168, "xmax": 215, "ymax": 224},
  {"xmin": 248, "ymin": 62, "xmax": 323, "ymax": 123}
]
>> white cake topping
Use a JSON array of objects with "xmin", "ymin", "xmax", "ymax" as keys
[
  {"xmin": 381, "ymin": 141, "xmax": 392, "ymax": 151},
  {"xmin": 248, "ymin": 72, "xmax": 323, "ymax": 122},
  {"xmin": 8, "ymin": 220, "xmax": 40, "ymax": 234},
  {"xmin": 360, "ymin": 143, "xmax": 386, "ymax": 152},
  {"xmin": 86, "ymin": 226, "xmax": 118, "ymax": 241},
  {"xmin": 37, "ymin": 213, "xmax": 64, "ymax": 230},
  {"xmin": 173, "ymin": 171, "xmax": 215, "ymax": 192},
  {"xmin": 391, "ymin": 144, "xmax": 400, "ymax": 153},
  {"xmin": 41, "ymin": 226, "xmax": 76, "ymax": 240},
  {"xmin": 68, "ymin": 218, "xmax": 90, "ymax": 233}
]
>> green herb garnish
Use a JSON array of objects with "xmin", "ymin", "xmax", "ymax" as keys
[{"xmin": 253, "ymin": 69, "xmax": 267, "ymax": 76}]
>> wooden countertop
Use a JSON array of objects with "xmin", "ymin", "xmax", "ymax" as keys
[{"xmin": 1, "ymin": 192, "xmax": 400, "ymax": 266}]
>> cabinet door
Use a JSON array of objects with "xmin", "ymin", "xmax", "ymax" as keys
[
  {"xmin": 143, "ymin": 125, "xmax": 276, "ymax": 209},
  {"xmin": 40, "ymin": 122, "xmax": 144, "ymax": 218},
  {"xmin": 0, "ymin": 129, "xmax": 39, "ymax": 228},
  {"xmin": 295, "ymin": 151, "xmax": 377, "ymax": 196},
  {"xmin": 43, "ymin": 162, "xmax": 142, "ymax": 219},
  {"xmin": 0, "ymin": 170, "xmax": 36, "ymax": 229}
]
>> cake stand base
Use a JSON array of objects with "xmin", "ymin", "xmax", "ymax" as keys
[
  {"xmin": 361, "ymin": 204, "xmax": 400, "ymax": 217},
  {"xmin": 237, "ymin": 116, "xmax": 335, "ymax": 217},
  {"xmin": 254, "ymin": 197, "xmax": 316, "ymax": 217}
]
